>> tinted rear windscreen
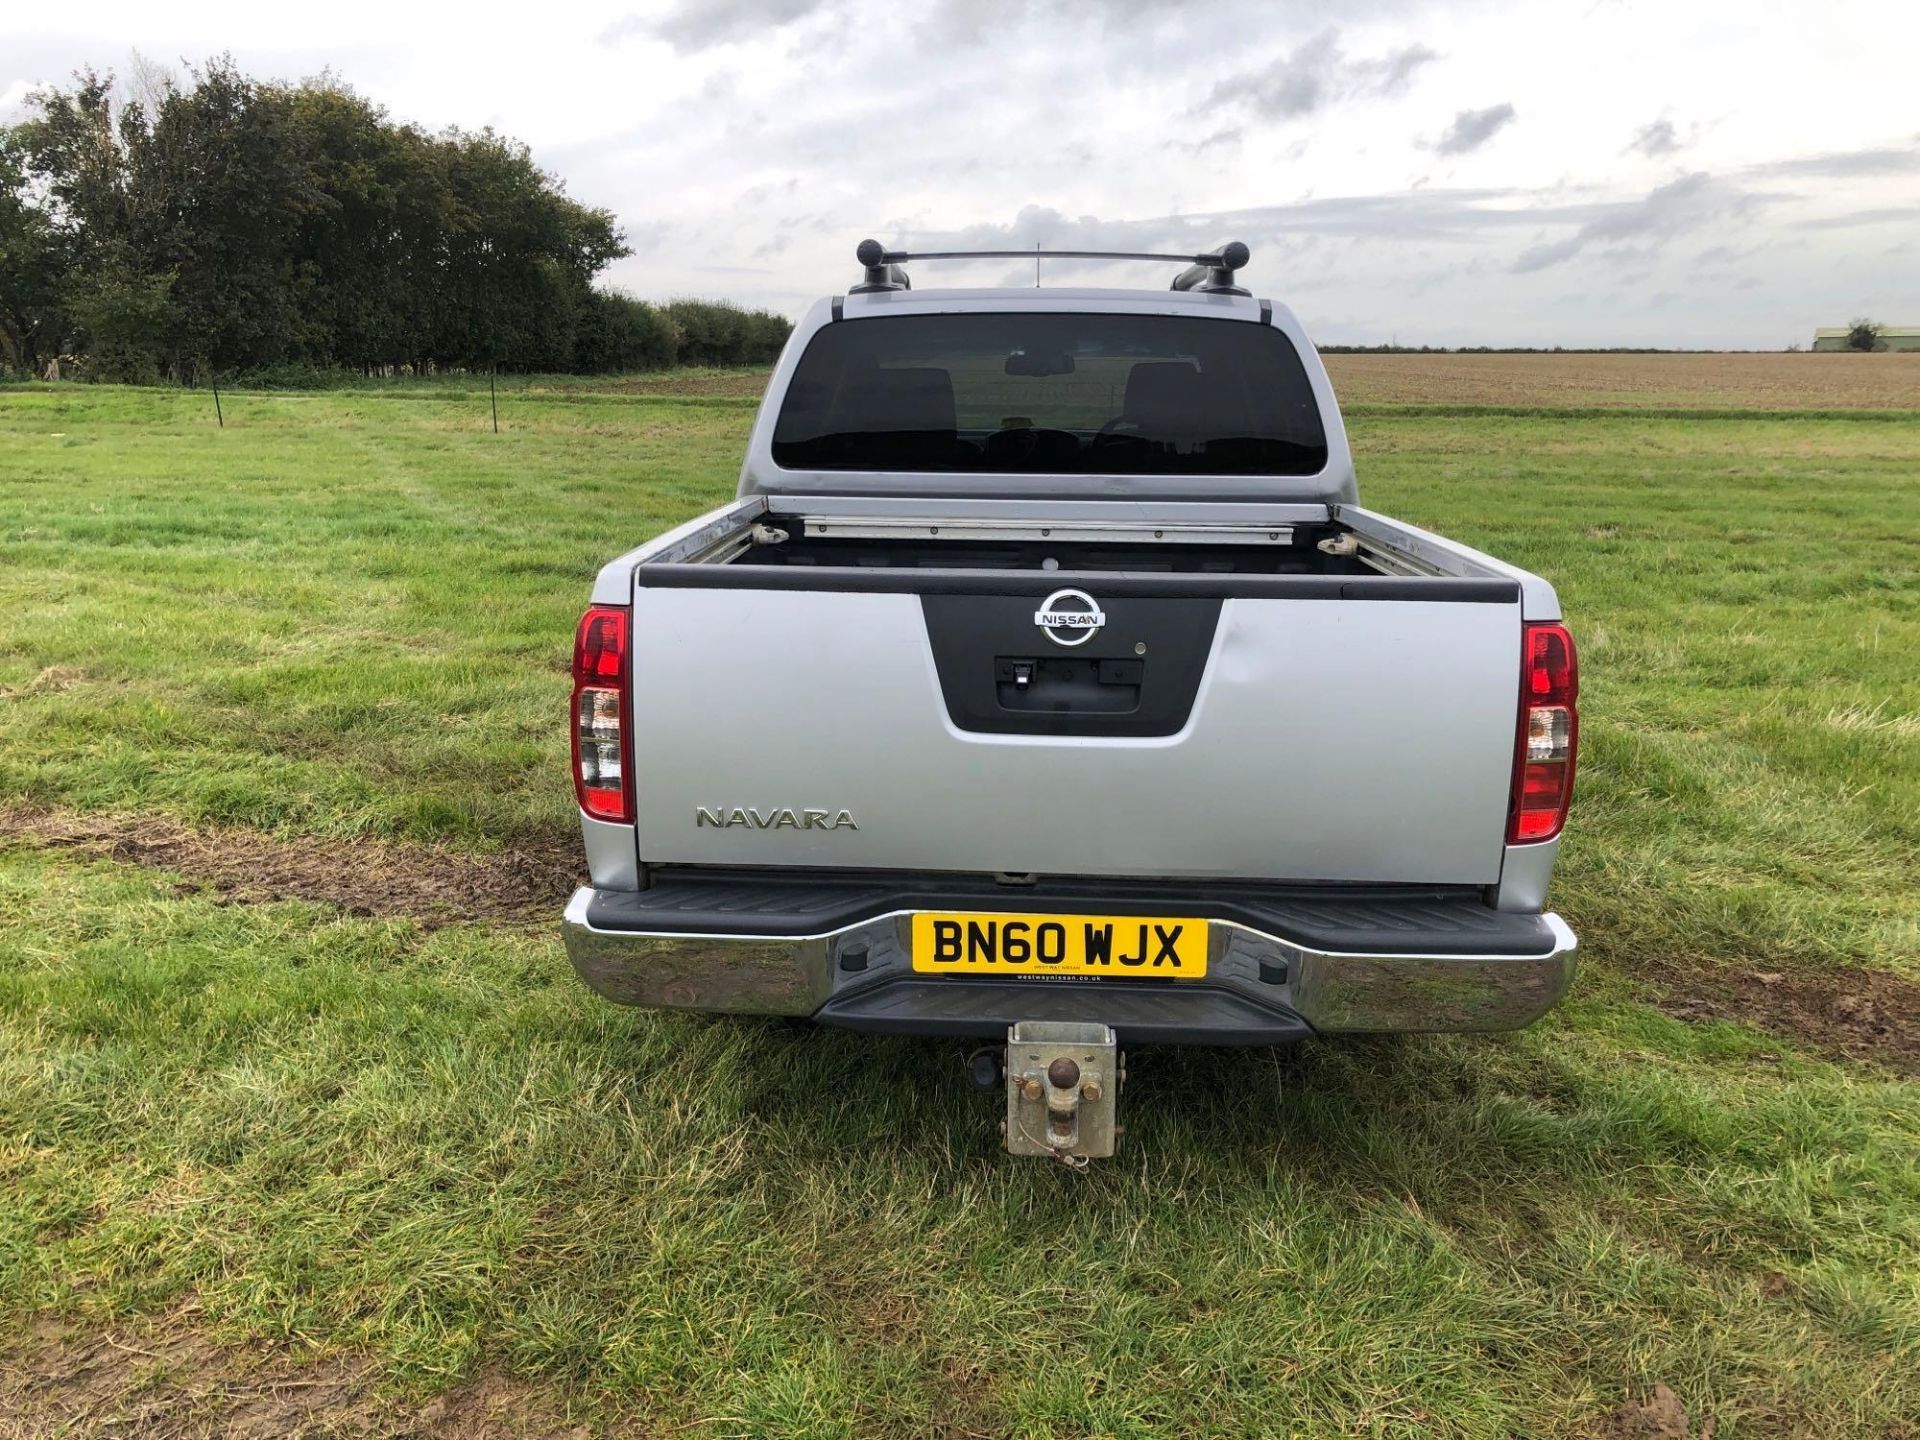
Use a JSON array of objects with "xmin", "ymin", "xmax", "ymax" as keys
[{"xmin": 771, "ymin": 312, "xmax": 1328, "ymax": 476}]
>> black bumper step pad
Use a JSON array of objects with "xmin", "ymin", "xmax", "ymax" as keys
[{"xmin": 584, "ymin": 871, "xmax": 1554, "ymax": 958}]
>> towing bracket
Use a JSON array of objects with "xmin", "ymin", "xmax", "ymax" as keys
[{"xmin": 1001, "ymin": 1021, "xmax": 1123, "ymax": 1166}]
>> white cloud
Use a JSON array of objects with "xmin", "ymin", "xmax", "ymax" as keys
[
  {"xmin": 0, "ymin": 77, "xmax": 38, "ymax": 119},
  {"xmin": 1511, "ymin": 172, "xmax": 1748, "ymax": 272},
  {"xmin": 4, "ymin": 0, "xmax": 1920, "ymax": 346},
  {"xmin": 1202, "ymin": 30, "xmax": 1439, "ymax": 121},
  {"xmin": 1628, "ymin": 118, "xmax": 1683, "ymax": 158},
  {"xmin": 1432, "ymin": 101, "xmax": 1515, "ymax": 156}
]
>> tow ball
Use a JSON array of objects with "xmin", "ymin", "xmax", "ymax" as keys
[{"xmin": 970, "ymin": 1021, "xmax": 1124, "ymax": 1166}]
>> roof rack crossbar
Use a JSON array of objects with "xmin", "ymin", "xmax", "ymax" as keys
[
  {"xmin": 873, "ymin": 248, "xmax": 1217, "ymax": 263},
  {"xmin": 850, "ymin": 238, "xmax": 1251, "ymax": 295}
]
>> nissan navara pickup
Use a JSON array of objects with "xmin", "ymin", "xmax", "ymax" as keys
[{"xmin": 561, "ymin": 240, "xmax": 1579, "ymax": 1162}]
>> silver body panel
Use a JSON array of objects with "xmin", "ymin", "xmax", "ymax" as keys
[
  {"xmin": 580, "ymin": 814, "xmax": 641, "ymax": 892},
  {"xmin": 1339, "ymin": 507, "xmax": 1563, "ymax": 622},
  {"xmin": 1493, "ymin": 837, "xmax": 1561, "ymax": 913},
  {"xmin": 624, "ymin": 584, "xmax": 1523, "ymax": 884},
  {"xmin": 774, "ymin": 495, "xmax": 1334, "ymax": 527}
]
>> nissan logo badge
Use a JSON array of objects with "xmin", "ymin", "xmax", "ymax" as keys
[{"xmin": 1033, "ymin": 588, "xmax": 1106, "ymax": 646}]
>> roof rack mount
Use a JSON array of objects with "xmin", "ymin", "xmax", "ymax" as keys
[{"xmin": 850, "ymin": 238, "xmax": 1250, "ymax": 296}]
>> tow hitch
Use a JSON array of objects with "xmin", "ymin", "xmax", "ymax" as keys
[{"xmin": 973, "ymin": 1021, "xmax": 1124, "ymax": 1166}]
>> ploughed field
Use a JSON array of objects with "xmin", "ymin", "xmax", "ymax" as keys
[
  {"xmin": 548, "ymin": 349, "xmax": 1920, "ymax": 411},
  {"xmin": 0, "ymin": 359, "xmax": 1916, "ymax": 1439},
  {"xmin": 1325, "ymin": 349, "xmax": 1920, "ymax": 411}
]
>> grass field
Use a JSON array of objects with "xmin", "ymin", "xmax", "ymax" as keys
[{"xmin": 1, "ymin": 360, "xmax": 1917, "ymax": 1438}]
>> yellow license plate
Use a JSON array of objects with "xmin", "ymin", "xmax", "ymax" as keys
[{"xmin": 910, "ymin": 912, "xmax": 1209, "ymax": 979}]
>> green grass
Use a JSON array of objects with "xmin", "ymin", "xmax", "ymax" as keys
[
  {"xmin": 0, "ymin": 384, "xmax": 747, "ymax": 842},
  {"xmin": 1359, "ymin": 412, "xmax": 1920, "ymax": 981},
  {"xmin": 1, "ymin": 381, "xmax": 1917, "ymax": 1436}
]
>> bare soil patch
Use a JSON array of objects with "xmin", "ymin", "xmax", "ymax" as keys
[
  {"xmin": 0, "ymin": 665, "xmax": 86, "ymax": 700},
  {"xmin": 1324, "ymin": 352, "xmax": 1920, "ymax": 410},
  {"xmin": 0, "ymin": 803, "xmax": 579, "ymax": 928},
  {"xmin": 0, "ymin": 1315, "xmax": 592, "ymax": 1439},
  {"xmin": 1651, "ymin": 962, "xmax": 1920, "ymax": 1077},
  {"xmin": 1578, "ymin": 1383, "xmax": 1708, "ymax": 1440}
]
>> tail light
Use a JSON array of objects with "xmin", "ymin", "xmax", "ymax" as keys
[
  {"xmin": 1508, "ymin": 621, "xmax": 1578, "ymax": 844},
  {"xmin": 571, "ymin": 606, "xmax": 633, "ymax": 823}
]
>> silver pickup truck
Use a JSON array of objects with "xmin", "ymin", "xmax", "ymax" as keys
[{"xmin": 562, "ymin": 241, "xmax": 1579, "ymax": 1161}]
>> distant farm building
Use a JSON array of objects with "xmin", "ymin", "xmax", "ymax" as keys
[{"xmin": 1811, "ymin": 326, "xmax": 1920, "ymax": 352}]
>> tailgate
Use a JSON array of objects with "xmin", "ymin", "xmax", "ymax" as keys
[{"xmin": 625, "ymin": 570, "xmax": 1522, "ymax": 884}]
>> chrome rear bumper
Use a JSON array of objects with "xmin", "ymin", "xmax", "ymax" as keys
[{"xmin": 561, "ymin": 887, "xmax": 1577, "ymax": 1040}]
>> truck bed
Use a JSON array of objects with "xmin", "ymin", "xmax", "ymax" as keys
[{"xmin": 596, "ymin": 494, "xmax": 1548, "ymax": 889}]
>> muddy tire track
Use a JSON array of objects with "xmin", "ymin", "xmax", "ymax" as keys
[
  {"xmin": 1, "ymin": 1313, "xmax": 593, "ymax": 1439},
  {"xmin": 1650, "ymin": 961, "xmax": 1920, "ymax": 1078},
  {"xmin": 0, "ymin": 803, "xmax": 581, "ymax": 928}
]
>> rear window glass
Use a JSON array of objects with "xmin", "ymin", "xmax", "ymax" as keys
[{"xmin": 771, "ymin": 312, "xmax": 1328, "ymax": 476}]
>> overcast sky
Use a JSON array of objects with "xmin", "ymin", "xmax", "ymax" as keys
[{"xmin": 5, "ymin": 0, "xmax": 1917, "ymax": 347}]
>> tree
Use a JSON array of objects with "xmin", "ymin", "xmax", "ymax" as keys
[
  {"xmin": 10, "ymin": 68, "xmax": 176, "ymax": 378},
  {"xmin": 64, "ymin": 240, "xmax": 174, "ymax": 382},
  {"xmin": 424, "ymin": 127, "xmax": 627, "ymax": 371},
  {"xmin": 1846, "ymin": 318, "xmax": 1883, "ymax": 352},
  {"xmin": 572, "ymin": 290, "xmax": 680, "ymax": 372},
  {"xmin": 134, "ymin": 60, "xmax": 324, "ymax": 377},
  {"xmin": 3, "ymin": 60, "xmax": 790, "ymax": 379},
  {"xmin": 0, "ymin": 132, "xmax": 70, "ymax": 375},
  {"xmin": 666, "ymin": 299, "xmax": 790, "ymax": 367}
]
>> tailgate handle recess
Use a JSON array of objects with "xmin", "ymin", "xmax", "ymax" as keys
[{"xmin": 994, "ymin": 656, "xmax": 1142, "ymax": 714}]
